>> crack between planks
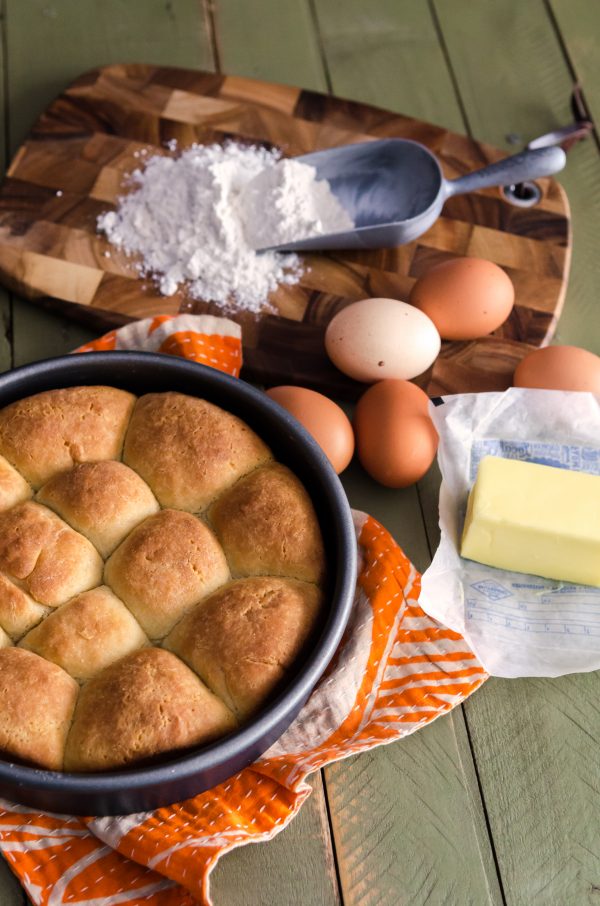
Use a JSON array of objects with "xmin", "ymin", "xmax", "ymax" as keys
[
  {"xmin": 415, "ymin": 482, "xmax": 434, "ymax": 561},
  {"xmin": 202, "ymin": 0, "xmax": 222, "ymax": 74},
  {"xmin": 460, "ymin": 705, "xmax": 508, "ymax": 906},
  {"xmin": 306, "ymin": 0, "xmax": 333, "ymax": 95},
  {"xmin": 428, "ymin": 0, "xmax": 473, "ymax": 138},
  {"xmin": 321, "ymin": 768, "xmax": 345, "ymax": 906},
  {"xmin": 543, "ymin": 0, "xmax": 600, "ymax": 154}
]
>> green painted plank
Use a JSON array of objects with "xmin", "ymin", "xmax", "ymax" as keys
[
  {"xmin": 464, "ymin": 675, "xmax": 600, "ymax": 905},
  {"xmin": 325, "ymin": 708, "xmax": 503, "ymax": 906},
  {"xmin": 434, "ymin": 0, "xmax": 573, "ymax": 145},
  {"xmin": 0, "ymin": 858, "xmax": 24, "ymax": 906},
  {"xmin": 211, "ymin": 772, "xmax": 340, "ymax": 905},
  {"xmin": 10, "ymin": 304, "xmax": 95, "ymax": 366},
  {"xmin": 313, "ymin": 4, "xmax": 501, "ymax": 904},
  {"xmin": 334, "ymin": 456, "xmax": 503, "ymax": 906},
  {"xmin": 215, "ymin": 0, "xmax": 326, "ymax": 89},
  {"xmin": 5, "ymin": 0, "xmax": 213, "ymax": 153},
  {"xmin": 312, "ymin": 0, "xmax": 465, "ymax": 131},
  {"xmin": 546, "ymin": 0, "xmax": 600, "ymax": 353},
  {"xmin": 433, "ymin": 0, "xmax": 600, "ymax": 355},
  {"xmin": 433, "ymin": 3, "xmax": 600, "ymax": 904},
  {"xmin": 549, "ymin": 0, "xmax": 600, "ymax": 130}
]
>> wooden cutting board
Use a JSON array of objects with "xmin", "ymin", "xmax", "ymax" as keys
[{"xmin": 0, "ymin": 64, "xmax": 570, "ymax": 397}]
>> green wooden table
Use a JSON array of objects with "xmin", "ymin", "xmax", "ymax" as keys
[{"xmin": 0, "ymin": 2, "xmax": 599, "ymax": 904}]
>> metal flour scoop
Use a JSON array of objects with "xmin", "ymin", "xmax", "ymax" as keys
[{"xmin": 256, "ymin": 139, "xmax": 566, "ymax": 252}]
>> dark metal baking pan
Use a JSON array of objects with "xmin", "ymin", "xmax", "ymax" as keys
[{"xmin": 0, "ymin": 351, "xmax": 356, "ymax": 815}]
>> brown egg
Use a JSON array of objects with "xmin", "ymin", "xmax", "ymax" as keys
[
  {"xmin": 410, "ymin": 257, "xmax": 514, "ymax": 340},
  {"xmin": 353, "ymin": 380, "xmax": 438, "ymax": 488},
  {"xmin": 513, "ymin": 345, "xmax": 600, "ymax": 393},
  {"xmin": 265, "ymin": 386, "xmax": 354, "ymax": 474}
]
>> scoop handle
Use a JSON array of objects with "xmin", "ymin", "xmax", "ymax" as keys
[{"xmin": 444, "ymin": 145, "xmax": 566, "ymax": 197}]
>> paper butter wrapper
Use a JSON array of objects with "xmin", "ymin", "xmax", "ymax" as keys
[{"xmin": 419, "ymin": 388, "xmax": 600, "ymax": 678}]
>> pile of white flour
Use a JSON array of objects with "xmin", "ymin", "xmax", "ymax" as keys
[{"xmin": 98, "ymin": 142, "xmax": 353, "ymax": 313}]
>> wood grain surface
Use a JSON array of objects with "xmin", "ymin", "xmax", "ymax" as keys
[{"xmin": 0, "ymin": 61, "xmax": 570, "ymax": 398}]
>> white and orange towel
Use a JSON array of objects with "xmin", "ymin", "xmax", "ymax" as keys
[
  {"xmin": 76, "ymin": 314, "xmax": 243, "ymax": 378},
  {"xmin": 0, "ymin": 315, "xmax": 487, "ymax": 906}
]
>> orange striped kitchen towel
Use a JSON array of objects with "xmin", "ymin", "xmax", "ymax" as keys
[
  {"xmin": 0, "ymin": 315, "xmax": 488, "ymax": 906},
  {"xmin": 76, "ymin": 313, "xmax": 243, "ymax": 377}
]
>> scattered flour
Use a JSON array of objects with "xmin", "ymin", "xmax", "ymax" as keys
[
  {"xmin": 240, "ymin": 157, "xmax": 353, "ymax": 250},
  {"xmin": 97, "ymin": 142, "xmax": 353, "ymax": 313}
]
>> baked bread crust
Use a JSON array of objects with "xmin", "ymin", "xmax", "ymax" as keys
[
  {"xmin": 104, "ymin": 509, "xmax": 230, "ymax": 639},
  {"xmin": 123, "ymin": 392, "xmax": 272, "ymax": 511},
  {"xmin": 0, "ymin": 386, "xmax": 326, "ymax": 772},
  {"xmin": 0, "ymin": 386, "xmax": 135, "ymax": 488},
  {"xmin": 20, "ymin": 586, "xmax": 148, "ymax": 681},
  {"xmin": 64, "ymin": 648, "xmax": 237, "ymax": 772},
  {"xmin": 37, "ymin": 460, "xmax": 159, "ymax": 557},
  {"xmin": 210, "ymin": 463, "xmax": 326, "ymax": 584},
  {"xmin": 165, "ymin": 577, "xmax": 323, "ymax": 719},
  {"xmin": 0, "ymin": 455, "xmax": 31, "ymax": 511},
  {"xmin": 0, "ymin": 501, "xmax": 103, "ymax": 606},
  {"xmin": 0, "ymin": 572, "xmax": 47, "ymax": 639},
  {"xmin": 0, "ymin": 648, "xmax": 78, "ymax": 770}
]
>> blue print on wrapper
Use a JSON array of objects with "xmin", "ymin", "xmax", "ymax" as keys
[
  {"xmin": 470, "ymin": 580, "xmax": 513, "ymax": 601},
  {"xmin": 469, "ymin": 439, "xmax": 600, "ymax": 482}
]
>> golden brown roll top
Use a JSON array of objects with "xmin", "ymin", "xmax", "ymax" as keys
[
  {"xmin": 0, "ymin": 502, "xmax": 103, "ymax": 607},
  {"xmin": 0, "ymin": 648, "xmax": 78, "ymax": 771},
  {"xmin": 64, "ymin": 648, "xmax": 236, "ymax": 772},
  {"xmin": 0, "ymin": 573, "xmax": 47, "ymax": 639},
  {"xmin": 0, "ymin": 386, "xmax": 135, "ymax": 488},
  {"xmin": 37, "ymin": 460, "xmax": 160, "ymax": 557},
  {"xmin": 19, "ymin": 586, "xmax": 148, "ymax": 681},
  {"xmin": 209, "ymin": 463, "xmax": 326, "ymax": 585},
  {"xmin": 165, "ymin": 577, "xmax": 323, "ymax": 719},
  {"xmin": 104, "ymin": 509, "xmax": 230, "ymax": 639},
  {"xmin": 0, "ymin": 455, "xmax": 31, "ymax": 511},
  {"xmin": 123, "ymin": 392, "xmax": 272, "ymax": 511}
]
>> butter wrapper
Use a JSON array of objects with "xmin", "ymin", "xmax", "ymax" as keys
[{"xmin": 419, "ymin": 388, "xmax": 600, "ymax": 678}]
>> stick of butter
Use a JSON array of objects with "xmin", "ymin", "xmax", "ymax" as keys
[{"xmin": 461, "ymin": 456, "xmax": 600, "ymax": 587}]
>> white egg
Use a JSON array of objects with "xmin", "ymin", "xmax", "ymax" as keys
[{"xmin": 324, "ymin": 298, "xmax": 441, "ymax": 382}]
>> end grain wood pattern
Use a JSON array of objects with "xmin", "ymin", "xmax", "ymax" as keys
[{"xmin": 0, "ymin": 64, "xmax": 570, "ymax": 396}]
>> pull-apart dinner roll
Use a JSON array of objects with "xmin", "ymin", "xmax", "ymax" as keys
[
  {"xmin": 209, "ymin": 463, "xmax": 326, "ymax": 584},
  {"xmin": 0, "ymin": 386, "xmax": 135, "ymax": 488},
  {"xmin": 165, "ymin": 577, "xmax": 323, "ymax": 719},
  {"xmin": 20, "ymin": 586, "xmax": 148, "ymax": 681},
  {"xmin": 0, "ymin": 648, "xmax": 78, "ymax": 770},
  {"xmin": 123, "ymin": 392, "xmax": 271, "ymax": 511},
  {"xmin": 0, "ymin": 502, "xmax": 103, "ymax": 607},
  {"xmin": 0, "ymin": 455, "xmax": 31, "ymax": 511},
  {"xmin": 0, "ymin": 573, "xmax": 47, "ymax": 639},
  {"xmin": 64, "ymin": 648, "xmax": 236, "ymax": 772},
  {"xmin": 37, "ymin": 460, "xmax": 159, "ymax": 557},
  {"xmin": 104, "ymin": 509, "xmax": 229, "ymax": 638}
]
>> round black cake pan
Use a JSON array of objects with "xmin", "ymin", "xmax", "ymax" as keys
[{"xmin": 0, "ymin": 351, "xmax": 356, "ymax": 815}]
